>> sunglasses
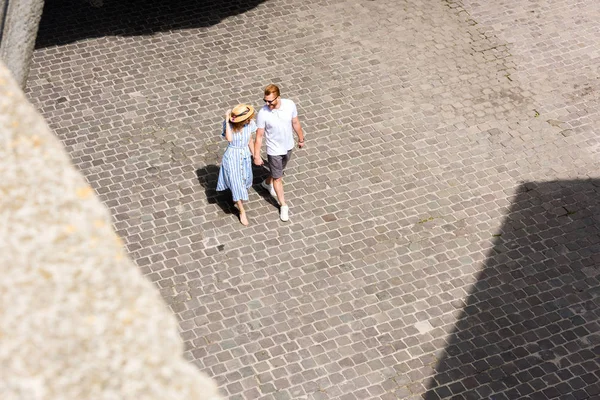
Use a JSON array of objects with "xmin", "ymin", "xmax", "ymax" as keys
[{"xmin": 263, "ymin": 96, "xmax": 279, "ymax": 105}]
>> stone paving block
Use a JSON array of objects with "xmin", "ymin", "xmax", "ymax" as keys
[{"xmin": 25, "ymin": 0, "xmax": 600, "ymax": 398}]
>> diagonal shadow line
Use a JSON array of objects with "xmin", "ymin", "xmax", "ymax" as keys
[
  {"xmin": 35, "ymin": 0, "xmax": 267, "ymax": 49},
  {"xmin": 424, "ymin": 179, "xmax": 600, "ymax": 400}
]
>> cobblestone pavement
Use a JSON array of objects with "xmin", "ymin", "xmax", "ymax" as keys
[{"xmin": 27, "ymin": 0, "xmax": 600, "ymax": 399}]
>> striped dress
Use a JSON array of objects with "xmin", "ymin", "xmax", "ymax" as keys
[{"xmin": 216, "ymin": 120, "xmax": 255, "ymax": 201}]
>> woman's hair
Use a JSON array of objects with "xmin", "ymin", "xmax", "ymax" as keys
[
  {"xmin": 231, "ymin": 110, "xmax": 255, "ymax": 132},
  {"xmin": 264, "ymin": 84, "xmax": 280, "ymax": 97}
]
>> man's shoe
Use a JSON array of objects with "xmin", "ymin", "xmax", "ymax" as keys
[
  {"xmin": 261, "ymin": 180, "xmax": 277, "ymax": 197},
  {"xmin": 280, "ymin": 205, "xmax": 289, "ymax": 222}
]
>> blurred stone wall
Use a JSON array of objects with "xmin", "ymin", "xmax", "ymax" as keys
[
  {"xmin": 0, "ymin": 0, "xmax": 44, "ymax": 87},
  {"xmin": 0, "ymin": 60, "xmax": 221, "ymax": 400}
]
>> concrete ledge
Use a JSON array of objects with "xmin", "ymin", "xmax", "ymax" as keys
[
  {"xmin": 0, "ymin": 60, "xmax": 221, "ymax": 399},
  {"xmin": 0, "ymin": 0, "xmax": 44, "ymax": 87}
]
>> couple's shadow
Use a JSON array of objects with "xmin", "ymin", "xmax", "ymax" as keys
[{"xmin": 195, "ymin": 162, "xmax": 279, "ymax": 217}]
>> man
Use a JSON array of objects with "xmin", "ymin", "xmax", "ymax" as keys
[{"xmin": 254, "ymin": 84, "xmax": 305, "ymax": 222}]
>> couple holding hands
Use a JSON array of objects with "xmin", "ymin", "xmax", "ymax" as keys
[{"xmin": 216, "ymin": 84, "xmax": 305, "ymax": 226}]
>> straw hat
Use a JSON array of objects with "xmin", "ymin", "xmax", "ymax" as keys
[{"xmin": 230, "ymin": 104, "xmax": 255, "ymax": 123}]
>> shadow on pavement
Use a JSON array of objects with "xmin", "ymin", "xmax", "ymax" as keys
[
  {"xmin": 194, "ymin": 162, "xmax": 277, "ymax": 219},
  {"xmin": 425, "ymin": 179, "xmax": 600, "ymax": 400},
  {"xmin": 35, "ymin": 0, "xmax": 266, "ymax": 49},
  {"xmin": 195, "ymin": 165, "xmax": 235, "ymax": 217}
]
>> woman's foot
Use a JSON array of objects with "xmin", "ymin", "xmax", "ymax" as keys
[{"xmin": 239, "ymin": 212, "xmax": 249, "ymax": 226}]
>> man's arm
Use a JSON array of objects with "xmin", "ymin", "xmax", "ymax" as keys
[
  {"xmin": 292, "ymin": 116, "xmax": 305, "ymax": 148},
  {"xmin": 254, "ymin": 128, "xmax": 264, "ymax": 165}
]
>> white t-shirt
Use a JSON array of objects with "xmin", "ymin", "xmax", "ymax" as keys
[{"xmin": 256, "ymin": 98, "xmax": 297, "ymax": 156}]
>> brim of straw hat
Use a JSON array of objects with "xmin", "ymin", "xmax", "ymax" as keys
[{"xmin": 230, "ymin": 104, "xmax": 255, "ymax": 123}]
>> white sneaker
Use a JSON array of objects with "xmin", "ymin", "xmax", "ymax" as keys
[
  {"xmin": 261, "ymin": 180, "xmax": 277, "ymax": 197},
  {"xmin": 280, "ymin": 205, "xmax": 289, "ymax": 222}
]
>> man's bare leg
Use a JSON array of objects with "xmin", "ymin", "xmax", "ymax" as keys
[
  {"xmin": 273, "ymin": 177, "xmax": 289, "ymax": 221},
  {"xmin": 273, "ymin": 177, "xmax": 285, "ymax": 207}
]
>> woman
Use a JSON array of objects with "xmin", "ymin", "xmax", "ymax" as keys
[{"xmin": 216, "ymin": 104, "xmax": 256, "ymax": 226}]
